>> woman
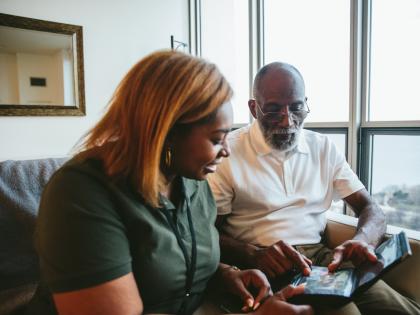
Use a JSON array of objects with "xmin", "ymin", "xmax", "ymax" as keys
[{"xmin": 27, "ymin": 51, "xmax": 312, "ymax": 315}]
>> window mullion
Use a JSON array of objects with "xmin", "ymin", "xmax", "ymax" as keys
[
  {"xmin": 249, "ymin": 0, "xmax": 264, "ymax": 124},
  {"xmin": 188, "ymin": 0, "xmax": 201, "ymax": 56},
  {"xmin": 348, "ymin": 0, "xmax": 364, "ymax": 177},
  {"xmin": 358, "ymin": 0, "xmax": 372, "ymax": 189}
]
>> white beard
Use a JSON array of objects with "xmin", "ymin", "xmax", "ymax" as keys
[{"xmin": 259, "ymin": 121, "xmax": 304, "ymax": 152}]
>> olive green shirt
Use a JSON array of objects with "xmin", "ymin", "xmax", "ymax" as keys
[{"xmin": 31, "ymin": 158, "xmax": 220, "ymax": 314}]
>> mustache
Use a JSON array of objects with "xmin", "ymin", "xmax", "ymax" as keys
[{"xmin": 269, "ymin": 127, "xmax": 300, "ymax": 135}]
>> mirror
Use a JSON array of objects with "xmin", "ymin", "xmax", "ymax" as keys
[{"xmin": 0, "ymin": 13, "xmax": 85, "ymax": 116}]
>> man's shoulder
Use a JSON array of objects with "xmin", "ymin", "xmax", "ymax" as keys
[
  {"xmin": 229, "ymin": 124, "xmax": 251, "ymax": 139},
  {"xmin": 227, "ymin": 124, "xmax": 252, "ymax": 148}
]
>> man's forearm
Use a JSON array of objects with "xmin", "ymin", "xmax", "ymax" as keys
[
  {"xmin": 354, "ymin": 202, "xmax": 386, "ymax": 247},
  {"xmin": 345, "ymin": 189, "xmax": 386, "ymax": 248},
  {"xmin": 219, "ymin": 233, "xmax": 260, "ymax": 269}
]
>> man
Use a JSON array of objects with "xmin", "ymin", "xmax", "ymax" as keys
[{"xmin": 208, "ymin": 62, "xmax": 420, "ymax": 314}]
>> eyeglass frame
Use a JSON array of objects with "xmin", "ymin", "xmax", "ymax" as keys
[{"xmin": 254, "ymin": 97, "xmax": 310, "ymax": 119}]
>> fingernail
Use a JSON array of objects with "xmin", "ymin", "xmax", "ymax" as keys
[
  {"xmin": 252, "ymin": 302, "xmax": 260, "ymax": 310},
  {"xmin": 241, "ymin": 305, "xmax": 249, "ymax": 312},
  {"xmin": 247, "ymin": 298, "xmax": 254, "ymax": 308}
]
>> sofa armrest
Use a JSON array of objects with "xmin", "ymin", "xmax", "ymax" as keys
[{"xmin": 325, "ymin": 211, "xmax": 420, "ymax": 303}]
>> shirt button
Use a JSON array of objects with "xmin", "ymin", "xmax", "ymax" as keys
[{"xmin": 185, "ymin": 293, "xmax": 190, "ymax": 297}]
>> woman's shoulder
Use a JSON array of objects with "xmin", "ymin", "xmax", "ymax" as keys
[
  {"xmin": 41, "ymin": 156, "xmax": 114, "ymax": 209},
  {"xmin": 49, "ymin": 155, "xmax": 106, "ymax": 185}
]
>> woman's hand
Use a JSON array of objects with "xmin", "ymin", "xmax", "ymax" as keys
[
  {"xmin": 252, "ymin": 285, "xmax": 313, "ymax": 315},
  {"xmin": 218, "ymin": 265, "xmax": 272, "ymax": 311}
]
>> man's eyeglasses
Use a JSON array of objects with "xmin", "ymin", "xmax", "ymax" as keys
[{"xmin": 255, "ymin": 97, "xmax": 310, "ymax": 120}]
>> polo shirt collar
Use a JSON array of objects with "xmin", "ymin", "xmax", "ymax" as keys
[
  {"xmin": 182, "ymin": 177, "xmax": 199, "ymax": 199},
  {"xmin": 159, "ymin": 177, "xmax": 199, "ymax": 211},
  {"xmin": 296, "ymin": 128, "xmax": 310, "ymax": 154},
  {"xmin": 249, "ymin": 120, "xmax": 310, "ymax": 156}
]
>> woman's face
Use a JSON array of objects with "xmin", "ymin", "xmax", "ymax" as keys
[{"xmin": 170, "ymin": 102, "xmax": 233, "ymax": 180}]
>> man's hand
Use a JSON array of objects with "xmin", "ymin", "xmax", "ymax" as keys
[
  {"xmin": 251, "ymin": 240, "xmax": 312, "ymax": 278},
  {"xmin": 219, "ymin": 266, "xmax": 272, "ymax": 311},
  {"xmin": 328, "ymin": 239, "xmax": 377, "ymax": 272},
  {"xmin": 252, "ymin": 285, "xmax": 313, "ymax": 315}
]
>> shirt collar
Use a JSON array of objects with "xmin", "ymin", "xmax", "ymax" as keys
[
  {"xmin": 296, "ymin": 129, "xmax": 310, "ymax": 154},
  {"xmin": 159, "ymin": 177, "xmax": 199, "ymax": 211},
  {"xmin": 249, "ymin": 120, "xmax": 309, "ymax": 157},
  {"xmin": 182, "ymin": 177, "xmax": 199, "ymax": 199}
]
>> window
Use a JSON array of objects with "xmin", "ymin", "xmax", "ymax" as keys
[
  {"xmin": 195, "ymin": 0, "xmax": 420, "ymax": 232},
  {"xmin": 200, "ymin": 0, "xmax": 250, "ymax": 124},
  {"xmin": 361, "ymin": 131, "xmax": 420, "ymax": 230},
  {"xmin": 264, "ymin": 0, "xmax": 350, "ymax": 123},
  {"xmin": 369, "ymin": 0, "xmax": 420, "ymax": 121},
  {"xmin": 361, "ymin": 0, "xmax": 420, "ymax": 231}
]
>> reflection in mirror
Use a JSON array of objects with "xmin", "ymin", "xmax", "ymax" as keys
[{"xmin": 0, "ymin": 13, "xmax": 85, "ymax": 116}]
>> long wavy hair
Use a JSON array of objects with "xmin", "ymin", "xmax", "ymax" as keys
[{"xmin": 77, "ymin": 50, "xmax": 232, "ymax": 207}]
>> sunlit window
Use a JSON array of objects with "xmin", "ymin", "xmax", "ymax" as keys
[
  {"xmin": 264, "ymin": 0, "xmax": 350, "ymax": 123},
  {"xmin": 369, "ymin": 0, "xmax": 420, "ymax": 121},
  {"xmin": 201, "ymin": 0, "xmax": 250, "ymax": 124},
  {"xmin": 370, "ymin": 134, "xmax": 420, "ymax": 230}
]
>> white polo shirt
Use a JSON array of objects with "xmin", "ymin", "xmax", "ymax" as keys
[{"xmin": 208, "ymin": 121, "xmax": 365, "ymax": 247}]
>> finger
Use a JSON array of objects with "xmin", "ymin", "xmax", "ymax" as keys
[
  {"xmin": 233, "ymin": 278, "xmax": 255, "ymax": 309},
  {"xmin": 278, "ymin": 241, "xmax": 312, "ymax": 275},
  {"xmin": 276, "ymin": 284, "xmax": 306, "ymax": 300},
  {"xmin": 251, "ymin": 277, "xmax": 271, "ymax": 310},
  {"xmin": 303, "ymin": 255, "xmax": 313, "ymax": 266},
  {"xmin": 328, "ymin": 249, "xmax": 344, "ymax": 272}
]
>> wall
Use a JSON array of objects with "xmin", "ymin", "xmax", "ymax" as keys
[
  {"xmin": 0, "ymin": 53, "xmax": 19, "ymax": 104},
  {"xmin": 16, "ymin": 52, "xmax": 62, "ymax": 104},
  {"xmin": 0, "ymin": 0, "xmax": 189, "ymax": 160}
]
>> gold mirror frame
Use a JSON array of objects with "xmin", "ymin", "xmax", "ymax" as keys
[{"xmin": 0, "ymin": 13, "xmax": 85, "ymax": 116}]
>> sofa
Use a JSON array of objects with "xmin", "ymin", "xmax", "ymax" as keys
[
  {"xmin": 0, "ymin": 158, "xmax": 66, "ymax": 315},
  {"xmin": 0, "ymin": 158, "xmax": 419, "ymax": 315}
]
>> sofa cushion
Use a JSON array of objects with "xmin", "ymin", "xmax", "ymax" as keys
[
  {"xmin": 0, "ymin": 283, "xmax": 38, "ymax": 315},
  {"xmin": 0, "ymin": 158, "xmax": 66, "ymax": 291}
]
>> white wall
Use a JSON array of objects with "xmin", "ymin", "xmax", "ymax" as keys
[{"xmin": 0, "ymin": 0, "xmax": 189, "ymax": 160}]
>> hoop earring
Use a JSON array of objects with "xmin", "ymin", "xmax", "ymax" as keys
[{"xmin": 165, "ymin": 147, "xmax": 172, "ymax": 169}]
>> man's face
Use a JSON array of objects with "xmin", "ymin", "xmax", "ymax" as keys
[{"xmin": 251, "ymin": 70, "xmax": 307, "ymax": 152}]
